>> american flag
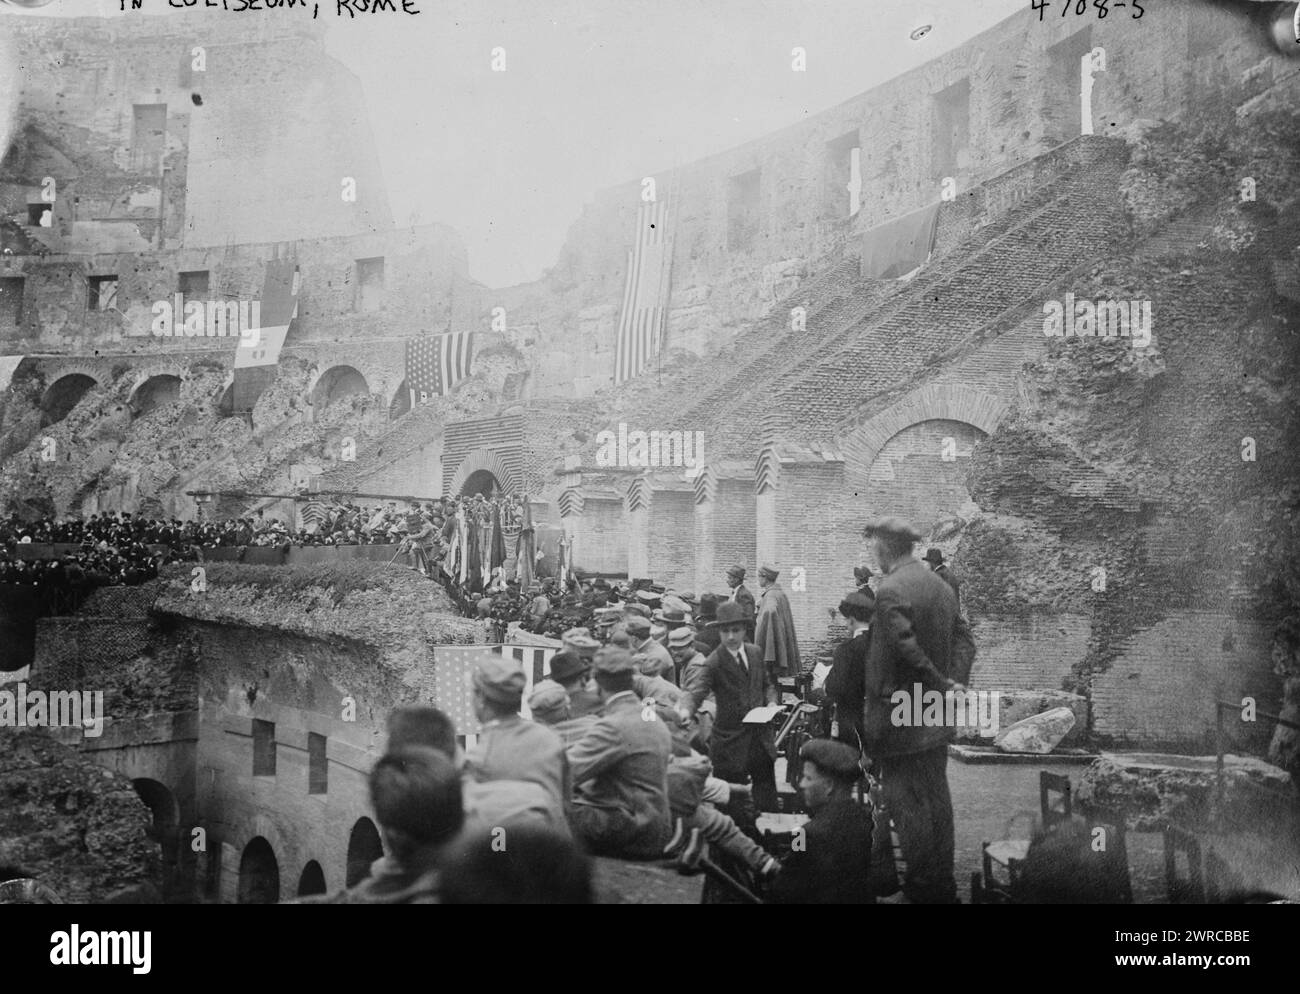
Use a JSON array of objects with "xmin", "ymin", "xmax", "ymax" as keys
[
  {"xmin": 614, "ymin": 200, "xmax": 672, "ymax": 385},
  {"xmin": 432, "ymin": 643, "xmax": 559, "ymax": 751},
  {"xmin": 406, "ymin": 331, "xmax": 474, "ymax": 407}
]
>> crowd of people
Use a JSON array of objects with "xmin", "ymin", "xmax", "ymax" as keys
[{"xmin": 297, "ymin": 517, "xmax": 988, "ymax": 905}]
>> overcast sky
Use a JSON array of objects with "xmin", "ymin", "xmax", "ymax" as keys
[{"xmin": 9, "ymin": 0, "xmax": 1025, "ymax": 287}]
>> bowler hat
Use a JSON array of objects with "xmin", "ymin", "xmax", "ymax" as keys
[
  {"xmin": 709, "ymin": 601, "xmax": 750, "ymax": 630},
  {"xmin": 923, "ymin": 548, "xmax": 945, "ymax": 565},
  {"xmin": 547, "ymin": 650, "xmax": 589, "ymax": 683}
]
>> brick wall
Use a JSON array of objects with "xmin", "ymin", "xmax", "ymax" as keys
[
  {"xmin": 1091, "ymin": 611, "xmax": 1276, "ymax": 751},
  {"xmin": 574, "ymin": 496, "xmax": 626, "ymax": 576},
  {"xmin": 971, "ymin": 612, "xmax": 1093, "ymax": 692},
  {"xmin": 649, "ymin": 487, "xmax": 695, "ymax": 592}
]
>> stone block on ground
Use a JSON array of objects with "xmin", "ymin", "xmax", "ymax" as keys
[
  {"xmin": 956, "ymin": 688, "xmax": 1087, "ymax": 745},
  {"xmin": 1076, "ymin": 752, "xmax": 1293, "ymax": 832},
  {"xmin": 994, "ymin": 706, "xmax": 1076, "ymax": 754}
]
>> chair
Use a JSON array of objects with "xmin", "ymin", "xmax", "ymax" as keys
[
  {"xmin": 1164, "ymin": 825, "xmax": 1205, "ymax": 903},
  {"xmin": 979, "ymin": 838, "xmax": 1029, "ymax": 904},
  {"xmin": 1040, "ymin": 771, "xmax": 1073, "ymax": 829},
  {"xmin": 1204, "ymin": 848, "xmax": 1234, "ymax": 903},
  {"xmin": 1086, "ymin": 806, "xmax": 1133, "ymax": 904}
]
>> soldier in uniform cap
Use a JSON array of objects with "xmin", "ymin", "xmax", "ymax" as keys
[
  {"xmin": 562, "ymin": 627, "xmax": 601, "ymax": 663},
  {"xmin": 767, "ymin": 739, "xmax": 874, "ymax": 905},
  {"xmin": 724, "ymin": 565, "xmax": 756, "ymax": 625},
  {"xmin": 624, "ymin": 614, "xmax": 676, "ymax": 683},
  {"xmin": 860, "ymin": 516, "xmax": 961, "ymax": 904},
  {"xmin": 466, "ymin": 656, "xmax": 570, "ymax": 824},
  {"xmin": 565, "ymin": 647, "xmax": 673, "ymax": 858}
]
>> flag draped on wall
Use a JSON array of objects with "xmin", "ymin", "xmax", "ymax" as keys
[
  {"xmin": 614, "ymin": 200, "xmax": 671, "ymax": 385},
  {"xmin": 435, "ymin": 643, "xmax": 561, "ymax": 749},
  {"xmin": 860, "ymin": 201, "xmax": 941, "ymax": 280},
  {"xmin": 232, "ymin": 259, "xmax": 299, "ymax": 411},
  {"xmin": 406, "ymin": 331, "xmax": 474, "ymax": 407}
]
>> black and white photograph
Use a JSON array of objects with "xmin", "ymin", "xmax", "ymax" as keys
[{"xmin": 0, "ymin": 0, "xmax": 1297, "ymax": 961}]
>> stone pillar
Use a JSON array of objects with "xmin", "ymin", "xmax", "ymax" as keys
[
  {"xmin": 625, "ymin": 476, "xmax": 650, "ymax": 580},
  {"xmin": 695, "ymin": 460, "xmax": 758, "ymax": 594},
  {"xmin": 754, "ymin": 443, "xmax": 846, "ymax": 653},
  {"xmin": 648, "ymin": 475, "xmax": 695, "ymax": 591}
]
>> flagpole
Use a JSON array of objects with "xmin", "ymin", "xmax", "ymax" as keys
[{"xmin": 657, "ymin": 146, "xmax": 682, "ymax": 388}]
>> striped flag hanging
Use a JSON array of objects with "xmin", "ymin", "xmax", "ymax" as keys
[
  {"xmin": 232, "ymin": 259, "xmax": 299, "ymax": 412},
  {"xmin": 614, "ymin": 200, "xmax": 671, "ymax": 385},
  {"xmin": 406, "ymin": 331, "xmax": 474, "ymax": 407}
]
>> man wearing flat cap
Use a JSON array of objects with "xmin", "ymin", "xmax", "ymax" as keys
[
  {"xmin": 677, "ymin": 600, "xmax": 780, "ymax": 812},
  {"xmin": 768, "ymin": 739, "xmax": 874, "ymax": 904},
  {"xmin": 466, "ymin": 655, "xmax": 570, "ymax": 824},
  {"xmin": 566, "ymin": 647, "xmax": 673, "ymax": 858},
  {"xmin": 754, "ymin": 564, "xmax": 801, "ymax": 679},
  {"xmin": 860, "ymin": 515, "xmax": 962, "ymax": 904}
]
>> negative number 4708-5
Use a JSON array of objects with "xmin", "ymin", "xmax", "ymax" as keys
[{"xmin": 1031, "ymin": 0, "xmax": 1145, "ymax": 20}]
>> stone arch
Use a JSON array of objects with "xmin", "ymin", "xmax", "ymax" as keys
[
  {"xmin": 839, "ymin": 383, "xmax": 1008, "ymax": 475},
  {"xmin": 308, "ymin": 364, "xmax": 370, "ymax": 412},
  {"xmin": 296, "ymin": 860, "xmax": 327, "ymax": 898},
  {"xmin": 388, "ymin": 378, "xmax": 412, "ymax": 420},
  {"xmin": 345, "ymin": 816, "xmax": 384, "ymax": 887},
  {"xmin": 237, "ymin": 837, "xmax": 280, "ymax": 905},
  {"xmin": 39, "ymin": 373, "xmax": 99, "ymax": 427},
  {"xmin": 131, "ymin": 778, "xmax": 180, "ymax": 898},
  {"xmin": 447, "ymin": 447, "xmax": 519, "ymax": 497}
]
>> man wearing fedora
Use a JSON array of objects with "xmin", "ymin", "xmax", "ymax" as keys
[
  {"xmin": 754, "ymin": 563, "xmax": 801, "ymax": 679},
  {"xmin": 862, "ymin": 516, "xmax": 963, "ymax": 904},
  {"xmin": 548, "ymin": 649, "xmax": 604, "ymax": 719},
  {"xmin": 923, "ymin": 547, "xmax": 961, "ymax": 613},
  {"xmin": 677, "ymin": 600, "xmax": 781, "ymax": 812}
]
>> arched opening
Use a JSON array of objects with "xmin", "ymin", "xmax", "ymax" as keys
[
  {"xmin": 297, "ymin": 860, "xmax": 327, "ymax": 897},
  {"xmin": 345, "ymin": 817, "xmax": 384, "ymax": 887},
  {"xmin": 311, "ymin": 365, "xmax": 369, "ymax": 413},
  {"xmin": 237, "ymin": 836, "xmax": 280, "ymax": 904},
  {"xmin": 131, "ymin": 374, "xmax": 182, "ymax": 417},
  {"xmin": 389, "ymin": 379, "xmax": 412, "ymax": 420},
  {"xmin": 461, "ymin": 469, "xmax": 501, "ymax": 498},
  {"xmin": 131, "ymin": 778, "xmax": 180, "ymax": 900},
  {"xmin": 40, "ymin": 374, "xmax": 97, "ymax": 427}
]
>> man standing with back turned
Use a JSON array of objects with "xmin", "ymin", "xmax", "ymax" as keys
[{"xmin": 861, "ymin": 516, "xmax": 963, "ymax": 904}]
